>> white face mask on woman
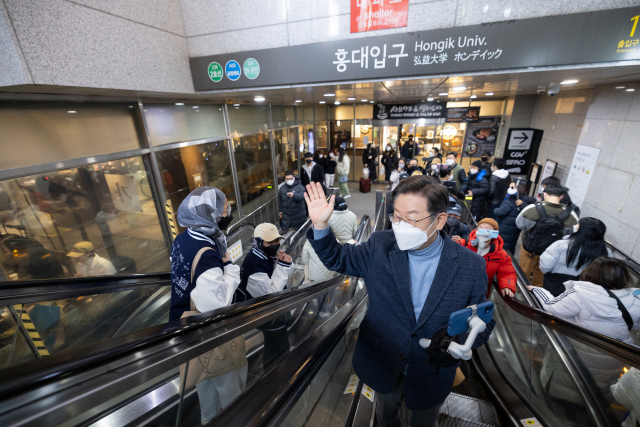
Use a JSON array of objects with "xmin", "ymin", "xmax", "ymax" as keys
[
  {"xmin": 329, "ymin": 153, "xmax": 335, "ymax": 158},
  {"xmin": 398, "ymin": 163, "xmax": 405, "ymax": 169},
  {"xmin": 319, "ymin": 154, "xmax": 323, "ymax": 158},
  {"xmin": 392, "ymin": 217, "xmax": 439, "ymax": 251}
]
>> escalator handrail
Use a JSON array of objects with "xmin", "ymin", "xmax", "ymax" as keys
[
  {"xmin": 606, "ymin": 239, "xmax": 640, "ymax": 276},
  {"xmin": 494, "ymin": 260, "xmax": 640, "ymax": 369},
  {"xmin": 0, "ymin": 215, "xmax": 371, "ymax": 401}
]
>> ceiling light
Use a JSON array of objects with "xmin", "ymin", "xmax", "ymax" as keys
[
  {"xmin": 362, "ymin": 99, "xmax": 368, "ymax": 102},
  {"xmin": 233, "ymin": 104, "xmax": 240, "ymax": 106},
  {"xmin": 67, "ymin": 111, "xmax": 77, "ymax": 113},
  {"xmin": 426, "ymin": 98, "xmax": 434, "ymax": 101},
  {"xmin": 561, "ymin": 80, "xmax": 578, "ymax": 85},
  {"xmin": 615, "ymin": 86, "xmax": 625, "ymax": 89},
  {"xmin": 335, "ymin": 101, "xmax": 340, "ymax": 105},
  {"xmin": 348, "ymin": 97, "xmax": 356, "ymax": 100},
  {"xmin": 254, "ymin": 96, "xmax": 265, "ymax": 102},
  {"xmin": 295, "ymin": 100, "xmax": 302, "ymax": 103},
  {"xmin": 470, "ymin": 95, "xmax": 477, "ymax": 99},
  {"xmin": 485, "ymin": 92, "xmax": 494, "ymax": 96},
  {"xmin": 175, "ymin": 103, "xmax": 184, "ymax": 106},
  {"xmin": 452, "ymin": 86, "xmax": 466, "ymax": 91},
  {"xmin": 370, "ymin": 101, "xmax": 375, "ymax": 103},
  {"xmin": 319, "ymin": 101, "xmax": 326, "ymax": 104},
  {"xmin": 439, "ymin": 93, "xmax": 449, "ymax": 96},
  {"xmin": 324, "ymin": 93, "xmax": 335, "ymax": 97},
  {"xmin": 192, "ymin": 106, "xmax": 199, "ymax": 109},
  {"xmin": 626, "ymin": 88, "xmax": 635, "ymax": 92}
]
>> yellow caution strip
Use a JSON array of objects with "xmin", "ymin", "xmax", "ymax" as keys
[
  {"xmin": 15, "ymin": 304, "xmax": 49, "ymax": 357},
  {"xmin": 165, "ymin": 200, "xmax": 177, "ymax": 239}
]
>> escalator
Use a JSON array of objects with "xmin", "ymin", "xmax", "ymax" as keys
[{"xmin": 0, "ymin": 197, "xmax": 639, "ymax": 427}]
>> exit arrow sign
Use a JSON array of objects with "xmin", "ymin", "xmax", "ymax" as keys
[{"xmin": 508, "ymin": 130, "xmax": 534, "ymax": 150}]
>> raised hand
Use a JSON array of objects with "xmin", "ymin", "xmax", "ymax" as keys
[{"xmin": 304, "ymin": 182, "xmax": 334, "ymax": 230}]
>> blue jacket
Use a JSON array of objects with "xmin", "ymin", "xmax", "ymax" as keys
[{"xmin": 307, "ymin": 228, "xmax": 494, "ymax": 410}]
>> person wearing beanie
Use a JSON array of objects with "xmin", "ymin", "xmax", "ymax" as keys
[
  {"xmin": 457, "ymin": 218, "xmax": 517, "ymax": 298},
  {"xmin": 443, "ymin": 198, "xmax": 470, "ymax": 243},
  {"xmin": 460, "ymin": 159, "xmax": 489, "ymax": 221}
]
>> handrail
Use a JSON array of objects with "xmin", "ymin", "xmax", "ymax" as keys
[
  {"xmin": 0, "ymin": 214, "xmax": 371, "ymax": 401},
  {"xmin": 373, "ymin": 197, "xmax": 385, "ymax": 233},
  {"xmin": 497, "ymin": 258, "xmax": 640, "ymax": 369}
]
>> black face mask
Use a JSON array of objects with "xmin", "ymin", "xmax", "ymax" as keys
[
  {"xmin": 481, "ymin": 156, "xmax": 489, "ymax": 162},
  {"xmin": 218, "ymin": 214, "xmax": 233, "ymax": 231},
  {"xmin": 262, "ymin": 243, "xmax": 280, "ymax": 257},
  {"xmin": 446, "ymin": 217, "xmax": 459, "ymax": 227},
  {"xmin": 306, "ymin": 159, "xmax": 312, "ymax": 164},
  {"xmin": 408, "ymin": 166, "xmax": 418, "ymax": 174}
]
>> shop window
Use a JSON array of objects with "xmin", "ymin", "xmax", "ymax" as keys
[
  {"xmin": 0, "ymin": 157, "xmax": 170, "ymax": 281},
  {"xmin": 143, "ymin": 103, "xmax": 225, "ymax": 146},
  {"xmin": 227, "ymin": 105, "xmax": 269, "ymax": 134},
  {"xmin": 0, "ymin": 101, "xmax": 141, "ymax": 171},
  {"xmin": 232, "ymin": 133, "xmax": 276, "ymax": 215},
  {"xmin": 155, "ymin": 140, "xmax": 237, "ymax": 234},
  {"xmin": 274, "ymin": 129, "xmax": 299, "ymax": 184},
  {"xmin": 316, "ymin": 121, "xmax": 329, "ymax": 151},
  {"xmin": 271, "ymin": 106, "xmax": 296, "ymax": 128}
]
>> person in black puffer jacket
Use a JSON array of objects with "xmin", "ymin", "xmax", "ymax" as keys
[
  {"xmin": 279, "ymin": 172, "xmax": 307, "ymax": 231},
  {"xmin": 460, "ymin": 160, "xmax": 489, "ymax": 221},
  {"xmin": 487, "ymin": 158, "xmax": 511, "ymax": 220},
  {"xmin": 494, "ymin": 183, "xmax": 536, "ymax": 254}
]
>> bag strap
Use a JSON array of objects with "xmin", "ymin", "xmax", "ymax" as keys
[
  {"xmin": 604, "ymin": 288, "xmax": 634, "ymax": 331},
  {"xmin": 558, "ymin": 205, "xmax": 573, "ymax": 221},
  {"xmin": 191, "ymin": 247, "xmax": 214, "ymax": 284},
  {"xmin": 534, "ymin": 203, "xmax": 548, "ymax": 219}
]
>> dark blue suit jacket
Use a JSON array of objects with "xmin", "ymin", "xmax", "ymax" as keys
[{"xmin": 307, "ymin": 228, "xmax": 495, "ymax": 410}]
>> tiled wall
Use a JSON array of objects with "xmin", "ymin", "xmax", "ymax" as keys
[
  {"xmin": 576, "ymin": 82, "xmax": 640, "ymax": 257},
  {"xmin": 180, "ymin": 0, "xmax": 640, "ymax": 57}
]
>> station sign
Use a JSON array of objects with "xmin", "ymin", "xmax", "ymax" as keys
[
  {"xmin": 351, "ymin": 0, "xmax": 409, "ymax": 33},
  {"xmin": 190, "ymin": 7, "xmax": 640, "ymax": 91}
]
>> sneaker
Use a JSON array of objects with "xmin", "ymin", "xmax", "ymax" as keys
[
  {"xmin": 344, "ymin": 195, "xmax": 351, "ymax": 198},
  {"xmin": 385, "ymin": 185, "xmax": 391, "ymax": 189}
]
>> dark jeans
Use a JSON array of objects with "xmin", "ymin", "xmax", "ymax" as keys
[{"xmin": 376, "ymin": 374, "xmax": 443, "ymax": 427}]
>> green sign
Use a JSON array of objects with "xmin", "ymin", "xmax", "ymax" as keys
[
  {"xmin": 243, "ymin": 58, "xmax": 260, "ymax": 80},
  {"xmin": 208, "ymin": 62, "xmax": 223, "ymax": 82}
]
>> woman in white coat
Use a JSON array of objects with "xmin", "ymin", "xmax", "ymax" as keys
[
  {"xmin": 539, "ymin": 217, "xmax": 611, "ymax": 296},
  {"xmin": 336, "ymin": 148, "xmax": 351, "ymax": 198}
]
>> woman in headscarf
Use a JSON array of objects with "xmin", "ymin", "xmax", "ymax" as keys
[{"xmin": 169, "ymin": 187, "xmax": 244, "ymax": 425}]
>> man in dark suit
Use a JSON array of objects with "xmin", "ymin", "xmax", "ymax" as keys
[{"xmin": 304, "ymin": 177, "xmax": 494, "ymax": 427}]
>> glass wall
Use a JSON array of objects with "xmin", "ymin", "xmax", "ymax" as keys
[
  {"xmin": 271, "ymin": 106, "xmax": 296, "ymax": 128},
  {"xmin": 0, "ymin": 157, "xmax": 170, "ymax": 281},
  {"xmin": 155, "ymin": 139, "xmax": 237, "ymax": 234},
  {"xmin": 144, "ymin": 103, "xmax": 226, "ymax": 146},
  {"xmin": 232, "ymin": 133, "xmax": 276, "ymax": 215},
  {"xmin": 227, "ymin": 105, "xmax": 269, "ymax": 134},
  {"xmin": 274, "ymin": 128, "xmax": 299, "ymax": 183}
]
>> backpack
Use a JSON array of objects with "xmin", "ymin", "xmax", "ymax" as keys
[{"xmin": 523, "ymin": 203, "xmax": 573, "ymax": 255}]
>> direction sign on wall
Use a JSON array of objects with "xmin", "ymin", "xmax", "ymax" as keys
[
  {"xmin": 502, "ymin": 128, "xmax": 543, "ymax": 179},
  {"xmin": 508, "ymin": 130, "xmax": 534, "ymax": 150},
  {"xmin": 190, "ymin": 7, "xmax": 640, "ymax": 90}
]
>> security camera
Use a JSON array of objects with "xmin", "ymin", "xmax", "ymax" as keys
[
  {"xmin": 536, "ymin": 85, "xmax": 546, "ymax": 95},
  {"xmin": 547, "ymin": 82, "xmax": 561, "ymax": 97}
]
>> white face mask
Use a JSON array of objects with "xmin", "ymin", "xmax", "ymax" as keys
[
  {"xmin": 507, "ymin": 188, "xmax": 518, "ymax": 195},
  {"xmin": 469, "ymin": 168, "xmax": 478, "ymax": 175},
  {"xmin": 446, "ymin": 159, "xmax": 455, "ymax": 166},
  {"xmin": 386, "ymin": 146, "xmax": 391, "ymax": 151},
  {"xmin": 398, "ymin": 163, "xmax": 405, "ymax": 169},
  {"xmin": 329, "ymin": 153, "xmax": 335, "ymax": 158},
  {"xmin": 431, "ymin": 164, "xmax": 438, "ymax": 170},
  {"xmin": 319, "ymin": 154, "xmax": 323, "ymax": 158},
  {"xmin": 392, "ymin": 217, "xmax": 439, "ymax": 251},
  {"xmin": 429, "ymin": 152, "xmax": 435, "ymax": 157},
  {"xmin": 286, "ymin": 179, "xmax": 295, "ymax": 186},
  {"xmin": 573, "ymin": 224, "xmax": 579, "ymax": 233}
]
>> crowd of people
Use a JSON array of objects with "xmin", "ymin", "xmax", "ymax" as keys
[{"xmin": 164, "ymin": 143, "xmax": 639, "ymax": 426}]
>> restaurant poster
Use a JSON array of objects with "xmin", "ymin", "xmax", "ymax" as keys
[
  {"xmin": 446, "ymin": 106, "xmax": 480, "ymax": 122},
  {"xmin": 461, "ymin": 117, "xmax": 500, "ymax": 158}
]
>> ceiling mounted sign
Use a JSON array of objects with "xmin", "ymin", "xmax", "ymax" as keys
[
  {"xmin": 442, "ymin": 125, "xmax": 458, "ymax": 140},
  {"xmin": 373, "ymin": 102, "xmax": 445, "ymax": 119},
  {"xmin": 190, "ymin": 7, "xmax": 640, "ymax": 91},
  {"xmin": 351, "ymin": 0, "xmax": 409, "ymax": 34}
]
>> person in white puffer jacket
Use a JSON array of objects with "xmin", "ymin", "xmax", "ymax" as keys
[{"xmin": 529, "ymin": 257, "xmax": 640, "ymax": 345}]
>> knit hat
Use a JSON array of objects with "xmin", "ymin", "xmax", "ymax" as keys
[
  {"xmin": 471, "ymin": 160, "xmax": 483, "ymax": 168},
  {"xmin": 334, "ymin": 196, "xmax": 348, "ymax": 211},
  {"xmin": 477, "ymin": 218, "xmax": 499, "ymax": 231}
]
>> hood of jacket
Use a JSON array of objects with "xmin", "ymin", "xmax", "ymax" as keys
[
  {"xmin": 466, "ymin": 229, "xmax": 504, "ymax": 254},
  {"xmin": 563, "ymin": 280, "xmax": 633, "ymax": 321},
  {"xmin": 476, "ymin": 169, "xmax": 487, "ymax": 182},
  {"xmin": 492, "ymin": 169, "xmax": 509, "ymax": 179},
  {"xmin": 285, "ymin": 177, "xmax": 301, "ymax": 188}
]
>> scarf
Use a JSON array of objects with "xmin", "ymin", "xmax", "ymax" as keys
[{"xmin": 176, "ymin": 187, "xmax": 227, "ymax": 254}]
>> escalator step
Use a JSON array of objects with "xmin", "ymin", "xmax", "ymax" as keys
[{"xmin": 439, "ymin": 393, "xmax": 498, "ymax": 427}]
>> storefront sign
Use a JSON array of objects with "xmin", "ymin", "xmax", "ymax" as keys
[
  {"xmin": 351, "ymin": 0, "xmax": 409, "ymax": 33},
  {"xmin": 462, "ymin": 118, "xmax": 501, "ymax": 158},
  {"xmin": 502, "ymin": 128, "xmax": 543, "ymax": 179},
  {"xmin": 373, "ymin": 102, "xmax": 445, "ymax": 119},
  {"xmin": 191, "ymin": 7, "xmax": 640, "ymax": 90},
  {"xmin": 565, "ymin": 145, "xmax": 600, "ymax": 209},
  {"xmin": 442, "ymin": 125, "xmax": 458, "ymax": 140},
  {"xmin": 446, "ymin": 107, "xmax": 480, "ymax": 122}
]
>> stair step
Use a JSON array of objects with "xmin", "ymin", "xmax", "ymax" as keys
[{"xmin": 439, "ymin": 393, "xmax": 499, "ymax": 427}]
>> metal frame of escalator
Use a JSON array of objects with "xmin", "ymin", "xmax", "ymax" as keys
[{"xmin": 0, "ymin": 214, "xmax": 373, "ymax": 427}]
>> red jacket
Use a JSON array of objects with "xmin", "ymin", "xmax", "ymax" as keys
[{"xmin": 458, "ymin": 230, "xmax": 517, "ymax": 298}]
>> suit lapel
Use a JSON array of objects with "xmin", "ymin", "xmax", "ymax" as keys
[
  {"xmin": 389, "ymin": 245, "xmax": 416, "ymax": 324},
  {"xmin": 413, "ymin": 234, "xmax": 459, "ymax": 332}
]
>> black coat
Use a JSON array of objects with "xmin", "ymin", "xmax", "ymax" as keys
[
  {"xmin": 362, "ymin": 148, "xmax": 378, "ymax": 167},
  {"xmin": 300, "ymin": 162, "xmax": 324, "ymax": 187},
  {"xmin": 460, "ymin": 170, "xmax": 489, "ymax": 218},
  {"xmin": 279, "ymin": 178, "xmax": 307, "ymax": 229},
  {"xmin": 382, "ymin": 152, "xmax": 396, "ymax": 180},
  {"xmin": 401, "ymin": 141, "xmax": 419, "ymax": 159},
  {"xmin": 487, "ymin": 172, "xmax": 511, "ymax": 206},
  {"xmin": 493, "ymin": 195, "xmax": 521, "ymax": 254},
  {"xmin": 325, "ymin": 158, "xmax": 337, "ymax": 174}
]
